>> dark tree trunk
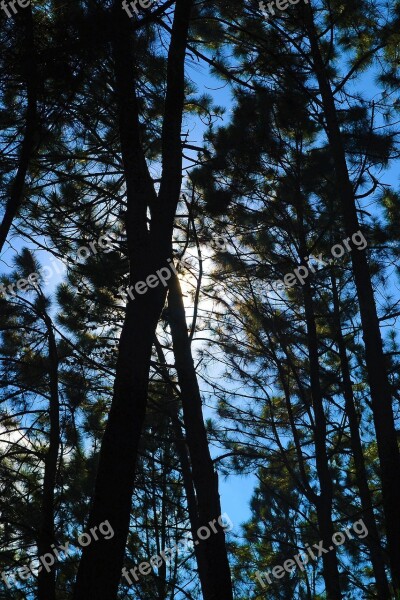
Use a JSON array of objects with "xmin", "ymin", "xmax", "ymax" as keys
[
  {"xmin": 170, "ymin": 406, "xmax": 213, "ymax": 598},
  {"xmin": 296, "ymin": 199, "xmax": 342, "ymax": 599},
  {"xmin": 37, "ymin": 314, "xmax": 60, "ymax": 600},
  {"xmin": 266, "ymin": 272, "xmax": 341, "ymax": 599},
  {"xmin": 268, "ymin": 335, "xmax": 316, "ymax": 499},
  {"xmin": 304, "ymin": 7, "xmax": 400, "ymax": 591},
  {"xmin": 73, "ymin": 1, "xmax": 193, "ymax": 598},
  {"xmin": 73, "ymin": 299, "xmax": 168, "ymax": 600},
  {"xmin": 0, "ymin": 5, "xmax": 38, "ymax": 252},
  {"xmin": 154, "ymin": 339, "xmax": 215, "ymax": 598},
  {"xmin": 330, "ymin": 273, "xmax": 390, "ymax": 599},
  {"xmin": 167, "ymin": 273, "xmax": 233, "ymax": 600},
  {"xmin": 302, "ymin": 280, "xmax": 342, "ymax": 600},
  {"xmin": 149, "ymin": 436, "xmax": 167, "ymax": 600}
]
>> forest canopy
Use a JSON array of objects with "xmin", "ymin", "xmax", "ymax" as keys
[{"xmin": 1, "ymin": 0, "xmax": 400, "ymax": 598}]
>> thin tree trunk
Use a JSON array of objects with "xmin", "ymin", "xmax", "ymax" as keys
[
  {"xmin": 154, "ymin": 339, "xmax": 214, "ymax": 598},
  {"xmin": 296, "ymin": 199, "xmax": 342, "ymax": 599},
  {"xmin": 330, "ymin": 272, "xmax": 390, "ymax": 599},
  {"xmin": 267, "ymin": 333, "xmax": 317, "ymax": 501},
  {"xmin": 150, "ymin": 445, "xmax": 167, "ymax": 600},
  {"xmin": 170, "ymin": 407, "xmax": 213, "ymax": 597},
  {"xmin": 268, "ymin": 307, "xmax": 344, "ymax": 597},
  {"xmin": 167, "ymin": 273, "xmax": 233, "ymax": 600},
  {"xmin": 0, "ymin": 5, "xmax": 38, "ymax": 253},
  {"xmin": 73, "ymin": 1, "xmax": 193, "ymax": 597},
  {"xmin": 159, "ymin": 437, "xmax": 169, "ymax": 599},
  {"xmin": 302, "ymin": 280, "xmax": 342, "ymax": 600},
  {"xmin": 37, "ymin": 314, "xmax": 60, "ymax": 600},
  {"xmin": 304, "ymin": 7, "xmax": 400, "ymax": 591}
]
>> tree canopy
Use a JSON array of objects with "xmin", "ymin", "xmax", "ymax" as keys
[{"xmin": 1, "ymin": 0, "xmax": 400, "ymax": 598}]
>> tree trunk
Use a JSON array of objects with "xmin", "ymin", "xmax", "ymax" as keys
[
  {"xmin": 73, "ymin": 1, "xmax": 193, "ymax": 597},
  {"xmin": 73, "ymin": 298, "xmax": 164, "ymax": 598},
  {"xmin": 296, "ymin": 199, "xmax": 342, "ymax": 599},
  {"xmin": 265, "ymin": 282, "xmax": 341, "ymax": 599},
  {"xmin": 170, "ymin": 405, "xmax": 214, "ymax": 598},
  {"xmin": 0, "ymin": 5, "xmax": 38, "ymax": 253},
  {"xmin": 330, "ymin": 272, "xmax": 390, "ymax": 599},
  {"xmin": 154, "ymin": 339, "xmax": 215, "ymax": 598},
  {"xmin": 302, "ymin": 279, "xmax": 342, "ymax": 600},
  {"xmin": 304, "ymin": 7, "xmax": 400, "ymax": 591},
  {"xmin": 167, "ymin": 273, "xmax": 233, "ymax": 600},
  {"xmin": 262, "ymin": 253, "xmax": 340, "ymax": 597},
  {"xmin": 37, "ymin": 314, "xmax": 60, "ymax": 600}
]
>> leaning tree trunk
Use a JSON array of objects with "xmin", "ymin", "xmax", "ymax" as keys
[
  {"xmin": 73, "ymin": 1, "xmax": 193, "ymax": 598},
  {"xmin": 330, "ymin": 271, "xmax": 390, "ymax": 599},
  {"xmin": 154, "ymin": 338, "xmax": 216, "ymax": 598},
  {"xmin": 0, "ymin": 5, "xmax": 38, "ymax": 253},
  {"xmin": 303, "ymin": 6, "xmax": 400, "ymax": 591},
  {"xmin": 167, "ymin": 273, "xmax": 233, "ymax": 600}
]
